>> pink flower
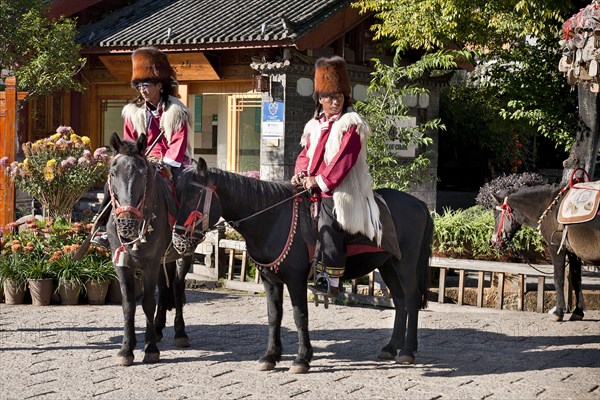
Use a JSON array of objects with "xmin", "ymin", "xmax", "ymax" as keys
[
  {"xmin": 56, "ymin": 126, "xmax": 72, "ymax": 135},
  {"xmin": 93, "ymin": 147, "xmax": 108, "ymax": 162},
  {"xmin": 0, "ymin": 156, "xmax": 9, "ymax": 168}
]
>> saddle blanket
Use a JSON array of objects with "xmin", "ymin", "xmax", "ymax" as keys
[{"xmin": 558, "ymin": 180, "xmax": 600, "ymax": 224}]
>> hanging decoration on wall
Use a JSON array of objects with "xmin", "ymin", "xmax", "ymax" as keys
[{"xmin": 559, "ymin": 1, "xmax": 600, "ymax": 92}]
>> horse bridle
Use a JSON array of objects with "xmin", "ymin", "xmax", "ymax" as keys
[
  {"xmin": 173, "ymin": 180, "xmax": 214, "ymax": 246},
  {"xmin": 492, "ymin": 197, "xmax": 516, "ymax": 248},
  {"xmin": 108, "ymin": 154, "xmax": 152, "ymax": 242}
]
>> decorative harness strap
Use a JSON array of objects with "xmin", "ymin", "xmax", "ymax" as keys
[{"xmin": 249, "ymin": 197, "xmax": 300, "ymax": 272}]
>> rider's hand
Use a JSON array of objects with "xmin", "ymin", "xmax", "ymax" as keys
[
  {"xmin": 303, "ymin": 176, "xmax": 318, "ymax": 190},
  {"xmin": 291, "ymin": 171, "xmax": 306, "ymax": 187}
]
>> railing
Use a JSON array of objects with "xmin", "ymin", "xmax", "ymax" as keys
[{"xmin": 191, "ymin": 238, "xmax": 561, "ymax": 313}]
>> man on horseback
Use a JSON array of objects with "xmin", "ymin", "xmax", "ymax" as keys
[
  {"xmin": 91, "ymin": 47, "xmax": 193, "ymax": 248},
  {"xmin": 291, "ymin": 56, "xmax": 382, "ymax": 298}
]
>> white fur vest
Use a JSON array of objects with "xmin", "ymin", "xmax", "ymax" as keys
[
  {"xmin": 121, "ymin": 95, "xmax": 193, "ymax": 160},
  {"xmin": 301, "ymin": 111, "xmax": 382, "ymax": 245}
]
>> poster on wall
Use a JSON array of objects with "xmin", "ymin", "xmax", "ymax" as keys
[{"xmin": 261, "ymin": 101, "xmax": 285, "ymax": 139}]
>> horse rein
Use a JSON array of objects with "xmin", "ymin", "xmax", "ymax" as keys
[{"xmin": 185, "ymin": 181, "xmax": 309, "ymax": 270}]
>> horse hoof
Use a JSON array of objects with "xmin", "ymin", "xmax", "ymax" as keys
[
  {"xmin": 378, "ymin": 350, "xmax": 396, "ymax": 360},
  {"xmin": 569, "ymin": 312, "xmax": 584, "ymax": 321},
  {"xmin": 396, "ymin": 354, "xmax": 415, "ymax": 365},
  {"xmin": 550, "ymin": 312, "xmax": 564, "ymax": 322},
  {"xmin": 257, "ymin": 361, "xmax": 275, "ymax": 371},
  {"xmin": 143, "ymin": 353, "xmax": 160, "ymax": 363},
  {"xmin": 116, "ymin": 356, "xmax": 134, "ymax": 366},
  {"xmin": 289, "ymin": 364, "xmax": 310, "ymax": 374},
  {"xmin": 175, "ymin": 337, "xmax": 190, "ymax": 348}
]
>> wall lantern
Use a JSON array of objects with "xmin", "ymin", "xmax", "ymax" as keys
[
  {"xmin": 296, "ymin": 77, "xmax": 314, "ymax": 96},
  {"xmin": 353, "ymin": 84, "xmax": 368, "ymax": 102},
  {"xmin": 402, "ymin": 92, "xmax": 429, "ymax": 108},
  {"xmin": 253, "ymin": 74, "xmax": 269, "ymax": 93}
]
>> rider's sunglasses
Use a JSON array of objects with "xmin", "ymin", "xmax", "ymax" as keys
[{"xmin": 133, "ymin": 82, "xmax": 155, "ymax": 90}]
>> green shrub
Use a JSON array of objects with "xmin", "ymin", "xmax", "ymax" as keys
[{"xmin": 432, "ymin": 206, "xmax": 547, "ymax": 262}]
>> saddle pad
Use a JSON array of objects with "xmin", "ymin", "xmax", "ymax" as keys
[{"xmin": 557, "ymin": 180, "xmax": 600, "ymax": 224}]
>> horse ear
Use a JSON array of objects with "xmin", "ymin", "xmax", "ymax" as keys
[
  {"xmin": 136, "ymin": 134, "xmax": 148, "ymax": 155},
  {"xmin": 196, "ymin": 157, "xmax": 208, "ymax": 174},
  {"xmin": 109, "ymin": 132, "xmax": 122, "ymax": 153}
]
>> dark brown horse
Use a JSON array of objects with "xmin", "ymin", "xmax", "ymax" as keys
[
  {"xmin": 173, "ymin": 158, "xmax": 433, "ymax": 373},
  {"xmin": 491, "ymin": 184, "xmax": 600, "ymax": 321},
  {"xmin": 106, "ymin": 133, "xmax": 217, "ymax": 365}
]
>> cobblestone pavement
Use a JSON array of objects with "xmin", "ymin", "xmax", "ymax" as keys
[{"xmin": 1, "ymin": 289, "xmax": 599, "ymax": 400}]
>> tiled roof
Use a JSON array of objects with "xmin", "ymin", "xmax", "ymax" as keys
[{"xmin": 77, "ymin": 0, "xmax": 353, "ymax": 49}]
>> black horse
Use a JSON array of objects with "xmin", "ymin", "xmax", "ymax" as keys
[
  {"xmin": 491, "ymin": 184, "xmax": 600, "ymax": 321},
  {"xmin": 174, "ymin": 158, "xmax": 433, "ymax": 373},
  {"xmin": 106, "ymin": 133, "xmax": 203, "ymax": 365}
]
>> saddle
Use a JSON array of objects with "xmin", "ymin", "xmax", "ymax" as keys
[
  {"xmin": 300, "ymin": 191, "xmax": 402, "ymax": 261},
  {"xmin": 557, "ymin": 180, "xmax": 600, "ymax": 226}
]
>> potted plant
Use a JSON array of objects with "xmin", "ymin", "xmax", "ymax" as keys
[
  {"xmin": 0, "ymin": 126, "xmax": 108, "ymax": 221},
  {"xmin": 25, "ymin": 254, "xmax": 56, "ymax": 306},
  {"xmin": 51, "ymin": 255, "xmax": 85, "ymax": 305},
  {"xmin": 83, "ymin": 254, "xmax": 116, "ymax": 305},
  {"xmin": 0, "ymin": 253, "xmax": 28, "ymax": 305}
]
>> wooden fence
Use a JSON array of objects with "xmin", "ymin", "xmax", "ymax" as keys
[{"xmin": 189, "ymin": 238, "xmax": 563, "ymax": 313}]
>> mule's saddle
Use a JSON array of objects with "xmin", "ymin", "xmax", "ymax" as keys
[{"xmin": 557, "ymin": 180, "xmax": 600, "ymax": 224}]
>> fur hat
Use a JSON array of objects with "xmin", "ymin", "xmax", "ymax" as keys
[
  {"xmin": 131, "ymin": 47, "xmax": 176, "ymax": 85},
  {"xmin": 314, "ymin": 56, "xmax": 351, "ymax": 96}
]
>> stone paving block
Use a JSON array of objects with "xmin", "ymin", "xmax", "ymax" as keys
[{"xmin": 1, "ymin": 289, "xmax": 599, "ymax": 399}]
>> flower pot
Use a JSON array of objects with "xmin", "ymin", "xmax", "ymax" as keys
[
  {"xmin": 3, "ymin": 280, "xmax": 26, "ymax": 305},
  {"xmin": 58, "ymin": 281, "xmax": 81, "ymax": 305},
  {"xmin": 28, "ymin": 278, "xmax": 54, "ymax": 306},
  {"xmin": 85, "ymin": 280, "xmax": 109, "ymax": 305}
]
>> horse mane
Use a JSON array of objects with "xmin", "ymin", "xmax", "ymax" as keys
[
  {"xmin": 179, "ymin": 165, "xmax": 295, "ymax": 210},
  {"xmin": 514, "ymin": 183, "xmax": 562, "ymax": 197}
]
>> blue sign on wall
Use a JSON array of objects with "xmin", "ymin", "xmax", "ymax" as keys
[{"xmin": 262, "ymin": 101, "xmax": 285, "ymax": 139}]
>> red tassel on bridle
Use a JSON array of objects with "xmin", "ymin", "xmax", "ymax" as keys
[
  {"xmin": 183, "ymin": 210, "xmax": 203, "ymax": 237},
  {"xmin": 495, "ymin": 197, "xmax": 513, "ymax": 244}
]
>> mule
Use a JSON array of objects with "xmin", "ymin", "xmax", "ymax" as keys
[
  {"xmin": 106, "ymin": 132, "xmax": 200, "ymax": 365},
  {"xmin": 491, "ymin": 184, "xmax": 600, "ymax": 321},
  {"xmin": 174, "ymin": 158, "xmax": 433, "ymax": 373}
]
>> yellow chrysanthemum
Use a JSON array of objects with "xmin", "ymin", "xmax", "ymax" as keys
[
  {"xmin": 46, "ymin": 159, "xmax": 57, "ymax": 168},
  {"xmin": 23, "ymin": 158, "xmax": 30, "ymax": 171},
  {"xmin": 50, "ymin": 133, "xmax": 61, "ymax": 142},
  {"xmin": 81, "ymin": 136, "xmax": 91, "ymax": 146},
  {"xmin": 70, "ymin": 134, "xmax": 81, "ymax": 143},
  {"xmin": 44, "ymin": 166, "xmax": 55, "ymax": 181}
]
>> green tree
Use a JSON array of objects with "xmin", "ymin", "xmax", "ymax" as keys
[
  {"xmin": 356, "ymin": 50, "xmax": 468, "ymax": 189},
  {"xmin": 0, "ymin": 0, "xmax": 84, "ymax": 96},
  {"xmin": 353, "ymin": 0, "xmax": 587, "ymax": 160}
]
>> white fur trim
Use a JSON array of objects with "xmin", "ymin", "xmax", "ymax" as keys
[
  {"xmin": 121, "ymin": 95, "xmax": 193, "ymax": 161},
  {"xmin": 301, "ymin": 112, "xmax": 382, "ymax": 244}
]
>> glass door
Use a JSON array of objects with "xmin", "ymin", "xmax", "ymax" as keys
[
  {"xmin": 100, "ymin": 99, "xmax": 129, "ymax": 147},
  {"xmin": 227, "ymin": 95, "xmax": 261, "ymax": 173}
]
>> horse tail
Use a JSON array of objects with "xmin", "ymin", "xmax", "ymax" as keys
[
  {"xmin": 418, "ymin": 209, "xmax": 434, "ymax": 310},
  {"xmin": 159, "ymin": 262, "xmax": 177, "ymax": 311}
]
